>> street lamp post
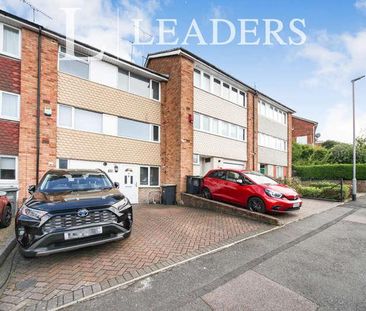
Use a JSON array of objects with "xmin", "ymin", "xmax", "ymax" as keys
[{"xmin": 351, "ymin": 75, "xmax": 365, "ymax": 201}]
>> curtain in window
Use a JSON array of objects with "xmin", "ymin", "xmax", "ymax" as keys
[{"xmin": 1, "ymin": 93, "xmax": 18, "ymax": 118}]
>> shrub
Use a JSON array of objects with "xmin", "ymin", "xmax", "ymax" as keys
[
  {"xmin": 293, "ymin": 164, "xmax": 366, "ymax": 180},
  {"xmin": 294, "ymin": 183, "xmax": 351, "ymax": 201}
]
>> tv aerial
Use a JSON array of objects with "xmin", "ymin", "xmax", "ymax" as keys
[{"xmin": 19, "ymin": 0, "xmax": 52, "ymax": 23}]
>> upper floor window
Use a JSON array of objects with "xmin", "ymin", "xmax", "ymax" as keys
[
  {"xmin": 0, "ymin": 24, "xmax": 20, "ymax": 58},
  {"xmin": 118, "ymin": 69, "xmax": 160, "ymax": 101},
  {"xmin": 259, "ymin": 100, "xmax": 287, "ymax": 125},
  {"xmin": 58, "ymin": 46, "xmax": 89, "ymax": 80},
  {"xmin": 194, "ymin": 112, "xmax": 246, "ymax": 142},
  {"xmin": 258, "ymin": 133, "xmax": 287, "ymax": 152},
  {"xmin": 58, "ymin": 104, "xmax": 102, "ymax": 134},
  {"xmin": 118, "ymin": 117, "xmax": 159, "ymax": 142},
  {"xmin": 0, "ymin": 91, "xmax": 20, "ymax": 121},
  {"xmin": 194, "ymin": 68, "xmax": 247, "ymax": 107}
]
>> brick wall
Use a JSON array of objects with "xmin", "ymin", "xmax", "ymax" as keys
[
  {"xmin": 0, "ymin": 120, "xmax": 19, "ymax": 155},
  {"xmin": 0, "ymin": 55, "xmax": 21, "ymax": 157},
  {"xmin": 18, "ymin": 29, "xmax": 58, "ymax": 201},
  {"xmin": 147, "ymin": 55, "xmax": 194, "ymax": 202},
  {"xmin": 292, "ymin": 116, "xmax": 316, "ymax": 145},
  {"xmin": 246, "ymin": 91, "xmax": 258, "ymax": 170},
  {"xmin": 0, "ymin": 56, "xmax": 20, "ymax": 94}
]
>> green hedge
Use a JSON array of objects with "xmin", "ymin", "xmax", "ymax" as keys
[
  {"xmin": 293, "ymin": 164, "xmax": 366, "ymax": 180},
  {"xmin": 292, "ymin": 184, "xmax": 351, "ymax": 201}
]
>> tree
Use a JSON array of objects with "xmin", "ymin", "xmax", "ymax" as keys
[{"xmin": 321, "ymin": 140, "xmax": 340, "ymax": 149}]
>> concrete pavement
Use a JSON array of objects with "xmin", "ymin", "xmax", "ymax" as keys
[{"xmin": 65, "ymin": 197, "xmax": 366, "ymax": 311}]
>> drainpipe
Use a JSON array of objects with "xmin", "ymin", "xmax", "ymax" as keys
[{"xmin": 36, "ymin": 26, "xmax": 42, "ymax": 184}]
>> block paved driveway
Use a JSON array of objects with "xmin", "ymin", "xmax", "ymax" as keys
[{"xmin": 0, "ymin": 205, "xmax": 269, "ymax": 310}]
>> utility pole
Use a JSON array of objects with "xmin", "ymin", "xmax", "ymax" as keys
[{"xmin": 351, "ymin": 75, "xmax": 365, "ymax": 201}]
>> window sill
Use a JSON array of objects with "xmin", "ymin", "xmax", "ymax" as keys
[{"xmin": 0, "ymin": 51, "xmax": 21, "ymax": 61}]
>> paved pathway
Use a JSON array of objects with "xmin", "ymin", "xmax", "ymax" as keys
[
  {"xmin": 67, "ymin": 197, "xmax": 366, "ymax": 311},
  {"xmin": 0, "ymin": 205, "xmax": 268, "ymax": 310}
]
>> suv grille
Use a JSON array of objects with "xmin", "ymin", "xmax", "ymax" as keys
[{"xmin": 43, "ymin": 210, "xmax": 117, "ymax": 233}]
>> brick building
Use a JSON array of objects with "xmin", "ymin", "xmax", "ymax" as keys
[
  {"xmin": 292, "ymin": 115, "xmax": 318, "ymax": 145},
  {"xmin": 0, "ymin": 10, "xmax": 296, "ymax": 204}
]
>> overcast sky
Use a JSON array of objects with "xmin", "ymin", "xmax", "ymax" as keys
[{"xmin": 1, "ymin": 0, "xmax": 366, "ymax": 143}]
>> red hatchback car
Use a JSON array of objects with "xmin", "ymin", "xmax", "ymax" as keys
[
  {"xmin": 0, "ymin": 191, "xmax": 12, "ymax": 228},
  {"xmin": 201, "ymin": 169, "xmax": 302, "ymax": 213}
]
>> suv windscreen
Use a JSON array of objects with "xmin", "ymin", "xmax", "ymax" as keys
[
  {"xmin": 245, "ymin": 172, "xmax": 277, "ymax": 185},
  {"xmin": 39, "ymin": 172, "xmax": 113, "ymax": 193}
]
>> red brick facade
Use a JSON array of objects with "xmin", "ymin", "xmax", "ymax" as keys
[
  {"xmin": 0, "ymin": 55, "xmax": 21, "ymax": 94},
  {"xmin": 147, "ymin": 55, "xmax": 194, "ymax": 202},
  {"xmin": 0, "ymin": 119, "xmax": 19, "ymax": 155},
  {"xmin": 292, "ymin": 116, "xmax": 317, "ymax": 145},
  {"xmin": 18, "ymin": 29, "xmax": 58, "ymax": 201},
  {"xmin": 287, "ymin": 114, "xmax": 293, "ymax": 178},
  {"xmin": 246, "ymin": 91, "xmax": 258, "ymax": 170}
]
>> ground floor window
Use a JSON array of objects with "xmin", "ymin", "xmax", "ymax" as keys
[
  {"xmin": 0, "ymin": 156, "xmax": 16, "ymax": 180},
  {"xmin": 140, "ymin": 166, "xmax": 159, "ymax": 186},
  {"xmin": 58, "ymin": 158, "xmax": 69, "ymax": 169},
  {"xmin": 276, "ymin": 166, "xmax": 284, "ymax": 178}
]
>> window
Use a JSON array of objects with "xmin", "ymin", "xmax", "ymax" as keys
[
  {"xmin": 150, "ymin": 167, "xmax": 159, "ymax": 186},
  {"xmin": 151, "ymin": 80, "xmax": 160, "ymax": 100},
  {"xmin": 202, "ymin": 115, "xmax": 210, "ymax": 131},
  {"xmin": 213, "ymin": 78, "xmax": 221, "ymax": 96},
  {"xmin": 194, "ymin": 69, "xmax": 201, "ymax": 87},
  {"xmin": 220, "ymin": 121, "xmax": 229, "ymax": 137},
  {"xmin": 118, "ymin": 69, "xmax": 129, "ymax": 91},
  {"xmin": 277, "ymin": 166, "xmax": 284, "ymax": 178},
  {"xmin": 209, "ymin": 170, "xmax": 226, "ymax": 179},
  {"xmin": 296, "ymin": 136, "xmax": 308, "ymax": 145},
  {"xmin": 0, "ymin": 92, "xmax": 19, "ymax": 120},
  {"xmin": 140, "ymin": 167, "xmax": 149, "ymax": 186},
  {"xmin": 258, "ymin": 133, "xmax": 287, "ymax": 151},
  {"xmin": 239, "ymin": 91, "xmax": 246, "ymax": 107},
  {"xmin": 140, "ymin": 166, "xmax": 159, "ymax": 186},
  {"xmin": 0, "ymin": 156, "xmax": 16, "ymax": 180},
  {"xmin": 58, "ymin": 159, "xmax": 68, "ymax": 169},
  {"xmin": 152, "ymin": 125, "xmax": 160, "ymax": 142},
  {"xmin": 130, "ymin": 72, "xmax": 150, "ymax": 98},
  {"xmin": 2, "ymin": 25, "xmax": 20, "ymax": 58},
  {"xmin": 226, "ymin": 171, "xmax": 240, "ymax": 183},
  {"xmin": 194, "ymin": 112, "xmax": 246, "ymax": 141},
  {"xmin": 230, "ymin": 87, "xmax": 238, "ymax": 103},
  {"xmin": 202, "ymin": 73, "xmax": 211, "ymax": 92},
  {"xmin": 59, "ymin": 47, "xmax": 89, "ymax": 80},
  {"xmin": 193, "ymin": 154, "xmax": 200, "ymax": 165},
  {"xmin": 193, "ymin": 112, "xmax": 200, "ymax": 129},
  {"xmin": 259, "ymin": 100, "xmax": 287, "ymax": 125},
  {"xmin": 222, "ymin": 83, "xmax": 230, "ymax": 100},
  {"xmin": 58, "ymin": 104, "xmax": 72, "ymax": 128},
  {"xmin": 74, "ymin": 109, "xmax": 102, "ymax": 133},
  {"xmin": 211, "ymin": 118, "xmax": 219, "ymax": 134}
]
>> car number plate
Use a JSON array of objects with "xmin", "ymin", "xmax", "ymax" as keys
[
  {"xmin": 64, "ymin": 227, "xmax": 103, "ymax": 240},
  {"xmin": 293, "ymin": 202, "xmax": 301, "ymax": 208}
]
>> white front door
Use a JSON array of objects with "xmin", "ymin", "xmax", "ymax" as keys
[{"xmin": 119, "ymin": 164, "xmax": 139, "ymax": 203}]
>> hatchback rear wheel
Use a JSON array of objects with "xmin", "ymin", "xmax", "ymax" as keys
[
  {"xmin": 202, "ymin": 188, "xmax": 212, "ymax": 200},
  {"xmin": 247, "ymin": 197, "xmax": 266, "ymax": 213}
]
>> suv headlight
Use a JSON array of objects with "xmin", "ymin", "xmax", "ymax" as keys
[
  {"xmin": 112, "ymin": 197, "xmax": 130, "ymax": 212},
  {"xmin": 21, "ymin": 206, "xmax": 48, "ymax": 220},
  {"xmin": 265, "ymin": 189, "xmax": 283, "ymax": 199}
]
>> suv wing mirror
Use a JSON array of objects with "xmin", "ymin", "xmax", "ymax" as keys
[
  {"xmin": 236, "ymin": 179, "xmax": 244, "ymax": 185},
  {"xmin": 28, "ymin": 185, "xmax": 36, "ymax": 194}
]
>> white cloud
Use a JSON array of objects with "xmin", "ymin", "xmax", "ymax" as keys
[
  {"xmin": 355, "ymin": 0, "xmax": 366, "ymax": 10},
  {"xmin": 295, "ymin": 29, "xmax": 366, "ymax": 142},
  {"xmin": 0, "ymin": 0, "xmax": 162, "ymax": 61}
]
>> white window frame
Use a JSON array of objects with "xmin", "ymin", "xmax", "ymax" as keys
[
  {"xmin": 258, "ymin": 132, "xmax": 287, "ymax": 152},
  {"xmin": 150, "ymin": 80, "xmax": 161, "ymax": 102},
  {"xmin": 0, "ymin": 155, "xmax": 18, "ymax": 183},
  {"xmin": 150, "ymin": 124, "xmax": 160, "ymax": 143},
  {"xmin": 193, "ymin": 154, "xmax": 200, "ymax": 165},
  {"xmin": 57, "ymin": 104, "xmax": 75, "ymax": 129},
  {"xmin": 193, "ymin": 112, "xmax": 246, "ymax": 142},
  {"xmin": 193, "ymin": 67, "xmax": 247, "ymax": 108},
  {"xmin": 139, "ymin": 166, "xmax": 160, "ymax": 187},
  {"xmin": 58, "ymin": 45, "xmax": 90, "ymax": 80},
  {"xmin": 0, "ymin": 23, "xmax": 21, "ymax": 59},
  {"xmin": 259, "ymin": 100, "xmax": 287, "ymax": 125},
  {"xmin": 0, "ymin": 91, "xmax": 20, "ymax": 121}
]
